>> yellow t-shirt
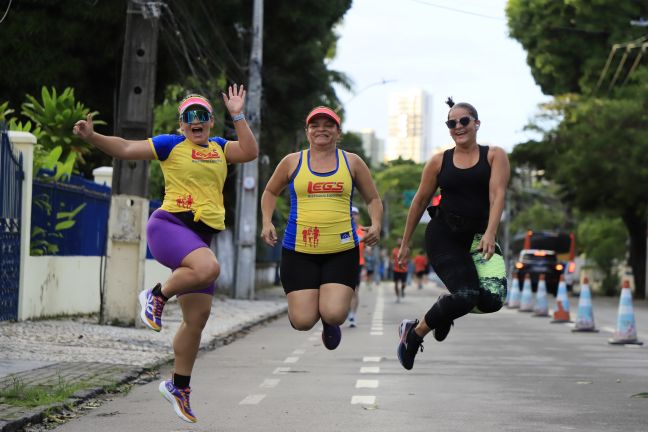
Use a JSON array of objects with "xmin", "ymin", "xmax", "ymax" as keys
[
  {"xmin": 282, "ymin": 149, "xmax": 359, "ymax": 254},
  {"xmin": 149, "ymin": 134, "xmax": 229, "ymax": 230}
]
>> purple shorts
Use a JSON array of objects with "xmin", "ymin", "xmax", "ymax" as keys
[{"xmin": 147, "ymin": 209, "xmax": 215, "ymax": 296}]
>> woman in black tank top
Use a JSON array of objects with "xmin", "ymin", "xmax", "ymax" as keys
[{"xmin": 394, "ymin": 98, "xmax": 511, "ymax": 371}]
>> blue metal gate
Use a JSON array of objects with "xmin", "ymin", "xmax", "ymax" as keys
[{"xmin": 0, "ymin": 126, "xmax": 23, "ymax": 321}]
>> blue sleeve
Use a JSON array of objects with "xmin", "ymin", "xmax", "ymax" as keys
[
  {"xmin": 209, "ymin": 136, "xmax": 228, "ymax": 150},
  {"xmin": 150, "ymin": 135, "xmax": 184, "ymax": 161}
]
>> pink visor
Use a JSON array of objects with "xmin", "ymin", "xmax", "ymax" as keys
[
  {"xmin": 178, "ymin": 96, "xmax": 212, "ymax": 114},
  {"xmin": 305, "ymin": 106, "xmax": 340, "ymax": 127}
]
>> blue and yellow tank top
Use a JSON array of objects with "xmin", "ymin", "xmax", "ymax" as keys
[
  {"xmin": 149, "ymin": 134, "xmax": 229, "ymax": 230},
  {"xmin": 283, "ymin": 149, "xmax": 359, "ymax": 254}
]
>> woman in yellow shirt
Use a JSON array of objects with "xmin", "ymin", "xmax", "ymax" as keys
[{"xmin": 261, "ymin": 106, "xmax": 382, "ymax": 350}]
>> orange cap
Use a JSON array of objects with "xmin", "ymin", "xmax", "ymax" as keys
[{"xmin": 305, "ymin": 106, "xmax": 341, "ymax": 127}]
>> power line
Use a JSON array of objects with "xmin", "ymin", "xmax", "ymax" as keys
[
  {"xmin": 408, "ymin": 0, "xmax": 505, "ymax": 21},
  {"xmin": 0, "ymin": 0, "xmax": 13, "ymax": 24}
]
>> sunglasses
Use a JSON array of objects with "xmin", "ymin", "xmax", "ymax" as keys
[
  {"xmin": 180, "ymin": 109, "xmax": 212, "ymax": 124},
  {"xmin": 445, "ymin": 116, "xmax": 473, "ymax": 129}
]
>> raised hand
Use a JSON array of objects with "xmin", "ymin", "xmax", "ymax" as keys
[
  {"xmin": 222, "ymin": 84, "xmax": 246, "ymax": 117},
  {"xmin": 72, "ymin": 113, "xmax": 95, "ymax": 141}
]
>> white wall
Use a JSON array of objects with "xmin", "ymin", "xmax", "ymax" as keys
[{"xmin": 19, "ymin": 256, "xmax": 171, "ymax": 320}]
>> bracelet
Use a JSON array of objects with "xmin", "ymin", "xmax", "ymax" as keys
[{"xmin": 232, "ymin": 113, "xmax": 245, "ymax": 122}]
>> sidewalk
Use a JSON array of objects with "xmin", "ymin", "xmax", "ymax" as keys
[{"xmin": 0, "ymin": 287, "xmax": 288, "ymax": 432}]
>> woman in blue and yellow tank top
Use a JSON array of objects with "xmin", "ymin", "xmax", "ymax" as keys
[
  {"xmin": 73, "ymin": 85, "xmax": 258, "ymax": 422},
  {"xmin": 261, "ymin": 106, "xmax": 383, "ymax": 351}
]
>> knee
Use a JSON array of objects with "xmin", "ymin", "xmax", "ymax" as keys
[
  {"xmin": 184, "ymin": 308, "xmax": 211, "ymax": 332},
  {"xmin": 476, "ymin": 295, "xmax": 504, "ymax": 314},
  {"xmin": 194, "ymin": 260, "xmax": 220, "ymax": 286},
  {"xmin": 320, "ymin": 311, "xmax": 346, "ymax": 326},
  {"xmin": 289, "ymin": 316, "xmax": 318, "ymax": 331}
]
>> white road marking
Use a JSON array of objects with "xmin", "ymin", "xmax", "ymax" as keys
[
  {"xmin": 260, "ymin": 379, "xmax": 280, "ymax": 389},
  {"xmin": 360, "ymin": 366, "xmax": 380, "ymax": 374},
  {"xmin": 370, "ymin": 331, "xmax": 383, "ymax": 336},
  {"xmin": 292, "ymin": 349, "xmax": 305, "ymax": 355},
  {"xmin": 239, "ymin": 394, "xmax": 266, "ymax": 405},
  {"xmin": 284, "ymin": 356, "xmax": 299, "ymax": 363},
  {"xmin": 351, "ymin": 395, "xmax": 376, "ymax": 405},
  {"xmin": 273, "ymin": 367, "xmax": 291, "ymax": 374},
  {"xmin": 356, "ymin": 379, "xmax": 379, "ymax": 388},
  {"xmin": 363, "ymin": 356, "xmax": 381, "ymax": 362}
]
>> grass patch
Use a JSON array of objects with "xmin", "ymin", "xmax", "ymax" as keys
[{"xmin": 0, "ymin": 374, "xmax": 100, "ymax": 408}]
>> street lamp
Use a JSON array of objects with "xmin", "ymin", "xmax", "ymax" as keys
[{"xmin": 335, "ymin": 79, "xmax": 397, "ymax": 112}]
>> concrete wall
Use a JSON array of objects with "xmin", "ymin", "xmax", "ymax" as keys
[{"xmin": 18, "ymin": 256, "xmax": 171, "ymax": 320}]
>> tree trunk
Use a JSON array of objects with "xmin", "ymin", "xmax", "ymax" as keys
[{"xmin": 622, "ymin": 210, "xmax": 646, "ymax": 299}]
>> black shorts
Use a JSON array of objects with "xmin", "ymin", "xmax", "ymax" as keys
[
  {"xmin": 280, "ymin": 247, "xmax": 360, "ymax": 294},
  {"xmin": 415, "ymin": 271, "xmax": 426, "ymax": 278},
  {"xmin": 393, "ymin": 271, "xmax": 407, "ymax": 283}
]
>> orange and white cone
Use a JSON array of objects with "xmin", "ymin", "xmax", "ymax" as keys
[
  {"xmin": 532, "ymin": 274, "xmax": 549, "ymax": 317},
  {"xmin": 507, "ymin": 274, "xmax": 521, "ymax": 309},
  {"xmin": 609, "ymin": 280, "xmax": 643, "ymax": 345},
  {"xmin": 519, "ymin": 274, "xmax": 534, "ymax": 312},
  {"xmin": 551, "ymin": 275, "xmax": 571, "ymax": 323},
  {"xmin": 572, "ymin": 276, "xmax": 598, "ymax": 332}
]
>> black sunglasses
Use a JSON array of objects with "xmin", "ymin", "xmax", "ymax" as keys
[{"xmin": 445, "ymin": 116, "xmax": 473, "ymax": 129}]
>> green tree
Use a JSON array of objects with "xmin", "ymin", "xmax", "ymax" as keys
[
  {"xmin": 506, "ymin": 0, "xmax": 648, "ymax": 95},
  {"xmin": 577, "ymin": 216, "xmax": 627, "ymax": 295},
  {"xmin": 510, "ymin": 201, "xmax": 566, "ymax": 235},
  {"xmin": 374, "ymin": 159, "xmax": 426, "ymax": 247},
  {"xmin": 507, "ymin": 1, "xmax": 648, "ymax": 298}
]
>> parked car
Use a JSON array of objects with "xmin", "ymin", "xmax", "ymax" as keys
[{"xmin": 514, "ymin": 249, "xmax": 564, "ymax": 295}]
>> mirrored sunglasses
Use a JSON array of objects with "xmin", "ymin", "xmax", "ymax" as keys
[
  {"xmin": 180, "ymin": 109, "xmax": 212, "ymax": 124},
  {"xmin": 445, "ymin": 116, "xmax": 472, "ymax": 129}
]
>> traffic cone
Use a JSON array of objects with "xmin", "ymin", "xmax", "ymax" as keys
[
  {"xmin": 507, "ymin": 274, "xmax": 521, "ymax": 309},
  {"xmin": 572, "ymin": 276, "xmax": 598, "ymax": 332},
  {"xmin": 551, "ymin": 275, "xmax": 571, "ymax": 323},
  {"xmin": 532, "ymin": 274, "xmax": 549, "ymax": 317},
  {"xmin": 519, "ymin": 274, "xmax": 534, "ymax": 312},
  {"xmin": 608, "ymin": 280, "xmax": 643, "ymax": 345}
]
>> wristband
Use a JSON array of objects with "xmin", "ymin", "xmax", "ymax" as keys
[{"xmin": 232, "ymin": 113, "xmax": 245, "ymax": 122}]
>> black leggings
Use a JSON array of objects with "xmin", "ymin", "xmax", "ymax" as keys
[{"xmin": 424, "ymin": 218, "xmax": 504, "ymax": 330}]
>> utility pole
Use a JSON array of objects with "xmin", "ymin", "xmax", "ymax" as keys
[
  {"xmin": 233, "ymin": 0, "xmax": 263, "ymax": 299},
  {"xmin": 101, "ymin": 0, "xmax": 160, "ymax": 324}
]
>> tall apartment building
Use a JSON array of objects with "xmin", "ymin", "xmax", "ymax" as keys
[
  {"xmin": 356, "ymin": 128, "xmax": 385, "ymax": 168},
  {"xmin": 385, "ymin": 89, "xmax": 432, "ymax": 163}
]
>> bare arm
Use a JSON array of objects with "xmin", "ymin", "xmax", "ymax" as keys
[
  {"xmin": 72, "ymin": 114, "xmax": 153, "ymax": 160},
  {"xmin": 260, "ymin": 154, "xmax": 297, "ymax": 246},
  {"xmin": 398, "ymin": 153, "xmax": 442, "ymax": 264},
  {"xmin": 350, "ymin": 154, "xmax": 383, "ymax": 246},
  {"xmin": 481, "ymin": 146, "xmax": 510, "ymax": 259},
  {"xmin": 221, "ymin": 85, "xmax": 259, "ymax": 164}
]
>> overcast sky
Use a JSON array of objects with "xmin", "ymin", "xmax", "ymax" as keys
[{"xmin": 328, "ymin": 0, "xmax": 551, "ymax": 153}]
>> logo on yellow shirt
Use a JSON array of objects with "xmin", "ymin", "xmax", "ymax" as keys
[
  {"xmin": 307, "ymin": 181, "xmax": 344, "ymax": 194},
  {"xmin": 301, "ymin": 226, "xmax": 320, "ymax": 248},
  {"xmin": 192, "ymin": 149, "xmax": 221, "ymax": 161}
]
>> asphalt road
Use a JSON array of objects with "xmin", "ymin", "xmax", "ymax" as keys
[{"xmin": 51, "ymin": 281, "xmax": 648, "ymax": 432}]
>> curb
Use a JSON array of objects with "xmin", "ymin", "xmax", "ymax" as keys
[{"xmin": 0, "ymin": 306, "xmax": 287, "ymax": 432}]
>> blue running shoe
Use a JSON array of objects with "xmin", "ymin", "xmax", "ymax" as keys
[
  {"xmin": 322, "ymin": 321, "xmax": 341, "ymax": 350},
  {"xmin": 159, "ymin": 379, "xmax": 197, "ymax": 423},
  {"xmin": 397, "ymin": 319, "xmax": 424, "ymax": 370},
  {"xmin": 138, "ymin": 284, "xmax": 165, "ymax": 332}
]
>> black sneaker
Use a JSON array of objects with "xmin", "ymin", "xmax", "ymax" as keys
[
  {"xmin": 397, "ymin": 319, "xmax": 424, "ymax": 370},
  {"xmin": 433, "ymin": 321, "xmax": 453, "ymax": 342},
  {"xmin": 322, "ymin": 321, "xmax": 341, "ymax": 350}
]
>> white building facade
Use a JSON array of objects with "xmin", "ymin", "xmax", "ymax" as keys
[{"xmin": 386, "ymin": 89, "xmax": 432, "ymax": 163}]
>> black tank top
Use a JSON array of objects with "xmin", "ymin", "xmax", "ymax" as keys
[{"xmin": 437, "ymin": 145, "xmax": 490, "ymax": 220}]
